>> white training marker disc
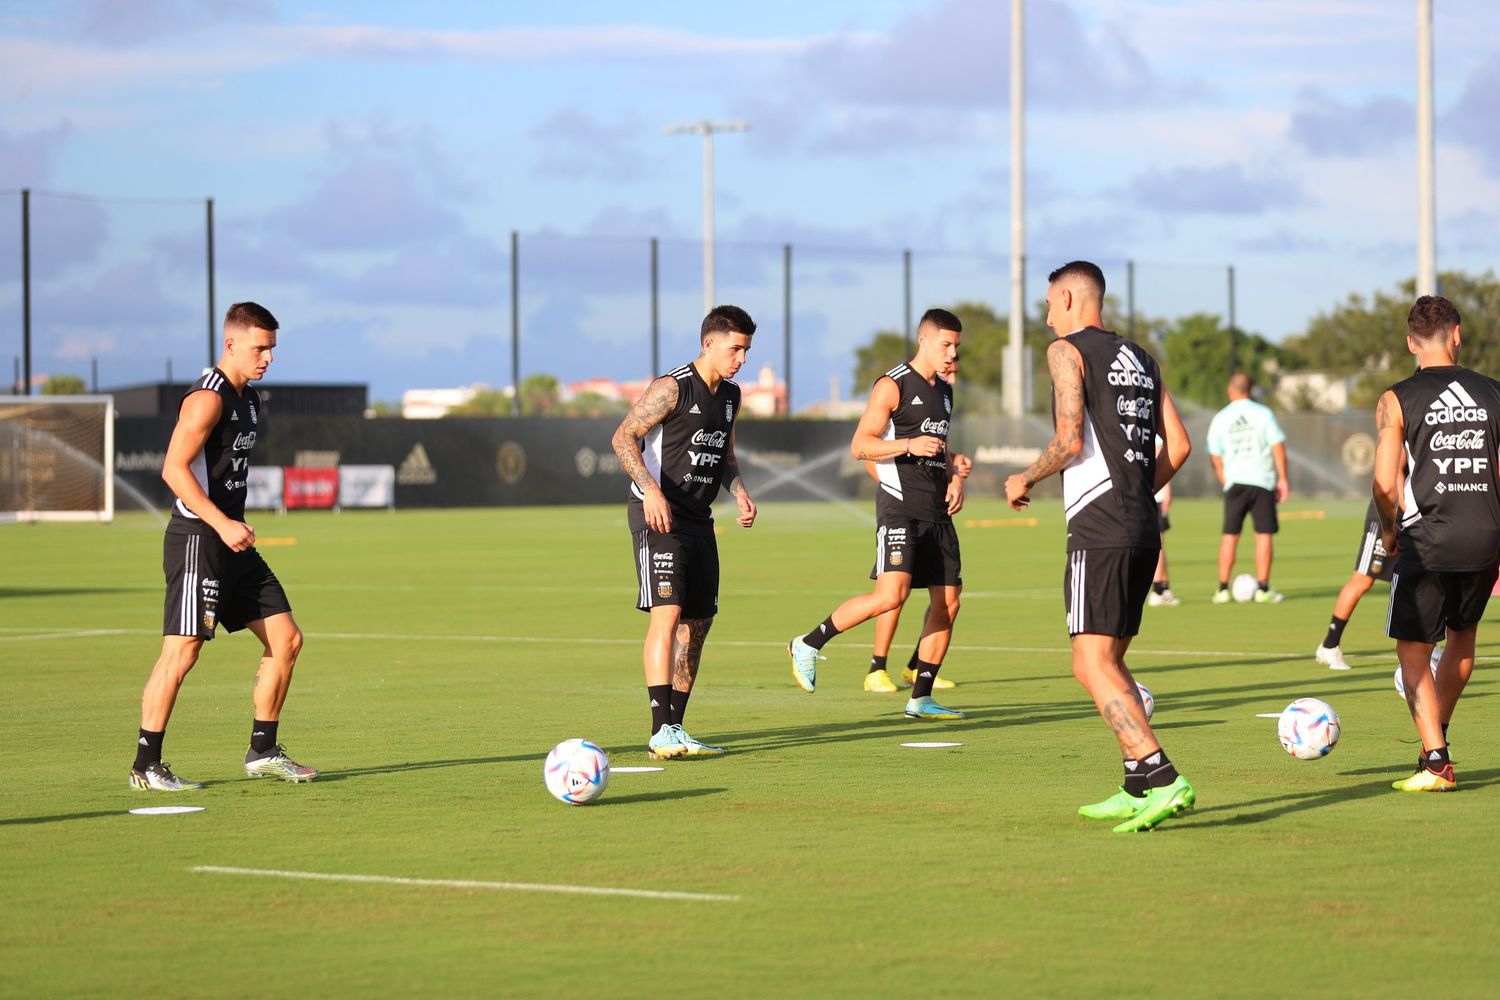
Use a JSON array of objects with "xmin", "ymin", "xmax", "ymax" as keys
[
  {"xmin": 612, "ymin": 766, "xmax": 665, "ymax": 773},
  {"xmin": 901, "ymin": 742, "xmax": 964, "ymax": 749},
  {"xmin": 129, "ymin": 805, "xmax": 205, "ymax": 816},
  {"xmin": 1254, "ymin": 713, "xmax": 1282, "ymax": 719}
]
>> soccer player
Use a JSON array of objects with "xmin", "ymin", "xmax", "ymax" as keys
[
  {"xmin": 611, "ymin": 305, "xmax": 758, "ymax": 760},
  {"xmin": 1004, "ymin": 261, "xmax": 1195, "ymax": 832},
  {"xmin": 130, "ymin": 302, "xmax": 315, "ymax": 791},
  {"xmin": 788, "ymin": 309, "xmax": 965, "ymax": 720},
  {"xmin": 1312, "ymin": 500, "xmax": 1394, "ymax": 670},
  {"xmin": 1373, "ymin": 294, "xmax": 1500, "ymax": 793},
  {"xmin": 1207, "ymin": 373, "xmax": 1290, "ymax": 603}
]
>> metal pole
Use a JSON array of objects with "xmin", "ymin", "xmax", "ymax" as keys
[
  {"xmin": 903, "ymin": 249, "xmax": 913, "ymax": 356},
  {"xmin": 703, "ymin": 130, "xmax": 715, "ymax": 314},
  {"xmin": 783, "ymin": 242, "xmax": 792, "ymax": 417},
  {"xmin": 1126, "ymin": 259, "xmax": 1136, "ymax": 341},
  {"xmin": 167, "ymin": 358, "xmax": 174, "ymax": 384},
  {"xmin": 1416, "ymin": 0, "xmax": 1436, "ymax": 296},
  {"xmin": 22, "ymin": 188, "xmax": 31, "ymax": 396},
  {"xmin": 12, "ymin": 356, "xmax": 19, "ymax": 395},
  {"xmin": 91, "ymin": 356, "xmax": 98, "ymax": 393},
  {"xmin": 1005, "ymin": 0, "xmax": 1026, "ymax": 417},
  {"xmin": 206, "ymin": 198, "xmax": 216, "ymax": 367},
  {"xmin": 650, "ymin": 237, "xmax": 660, "ymax": 377},
  {"xmin": 1227, "ymin": 264, "xmax": 1238, "ymax": 375},
  {"xmin": 510, "ymin": 230, "xmax": 520, "ymax": 415}
]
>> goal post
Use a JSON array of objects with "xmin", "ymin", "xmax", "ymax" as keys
[{"xmin": 0, "ymin": 395, "xmax": 116, "ymax": 523}]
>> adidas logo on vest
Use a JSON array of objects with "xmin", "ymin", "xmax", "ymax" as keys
[
  {"xmin": 1108, "ymin": 345, "xmax": 1155, "ymax": 389},
  {"xmin": 1426, "ymin": 381, "xmax": 1487, "ymax": 425}
]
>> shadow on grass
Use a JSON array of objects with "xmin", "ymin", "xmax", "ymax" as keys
[
  {"xmin": 1165, "ymin": 767, "xmax": 1500, "ymax": 830},
  {"xmin": 0, "ymin": 586, "xmax": 152, "ymax": 599},
  {"xmin": 0, "ymin": 809, "xmax": 124, "ymax": 827},
  {"xmin": 591, "ymin": 787, "xmax": 727, "ymax": 807},
  {"xmin": 314, "ymin": 754, "xmax": 543, "ymax": 783}
]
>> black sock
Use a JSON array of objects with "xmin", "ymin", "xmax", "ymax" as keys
[
  {"xmin": 910, "ymin": 658, "xmax": 942, "ymax": 699},
  {"xmin": 1122, "ymin": 759, "xmax": 1148, "ymax": 798},
  {"xmin": 1142, "ymin": 748, "xmax": 1179, "ymax": 788},
  {"xmin": 1442, "ymin": 722, "xmax": 1449, "ymax": 741},
  {"xmin": 869, "ymin": 654, "xmax": 888, "ymax": 675},
  {"xmin": 1217, "ymin": 581, "xmax": 1229, "ymax": 591},
  {"xmin": 134, "ymin": 729, "xmax": 164, "ymax": 772},
  {"xmin": 249, "ymin": 719, "xmax": 278, "ymax": 758},
  {"xmin": 669, "ymin": 688, "xmax": 691, "ymax": 728},
  {"xmin": 1323, "ymin": 616, "xmax": 1348, "ymax": 649},
  {"xmin": 1421, "ymin": 744, "xmax": 1450, "ymax": 772},
  {"xmin": 1152, "ymin": 581, "xmax": 1167, "ymax": 596},
  {"xmin": 802, "ymin": 616, "xmax": 841, "ymax": 651},
  {"xmin": 1258, "ymin": 580, "xmax": 1270, "ymax": 591},
  {"xmin": 906, "ymin": 648, "xmax": 921, "ymax": 673},
  {"xmin": 647, "ymin": 684, "xmax": 672, "ymax": 736}
]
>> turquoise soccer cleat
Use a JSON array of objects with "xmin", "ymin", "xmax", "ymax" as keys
[
  {"xmin": 903, "ymin": 696, "xmax": 965, "ymax": 720},
  {"xmin": 788, "ymin": 636, "xmax": 823, "ymax": 693}
]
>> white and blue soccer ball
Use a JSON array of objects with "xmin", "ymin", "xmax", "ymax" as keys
[
  {"xmin": 544, "ymin": 739, "xmax": 611, "ymax": 805},
  {"xmin": 1137, "ymin": 683, "xmax": 1154, "ymax": 721},
  {"xmin": 1277, "ymin": 698, "xmax": 1341, "ymax": 760},
  {"xmin": 1231, "ymin": 573, "xmax": 1260, "ymax": 603}
]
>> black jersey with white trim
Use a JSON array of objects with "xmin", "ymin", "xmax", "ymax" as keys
[
  {"xmin": 167, "ymin": 367, "xmax": 261, "ymax": 533},
  {"xmin": 1390, "ymin": 365, "xmax": 1500, "ymax": 570},
  {"xmin": 627, "ymin": 363, "xmax": 740, "ymax": 536},
  {"xmin": 872, "ymin": 364, "xmax": 953, "ymax": 523},
  {"xmin": 1058, "ymin": 327, "xmax": 1162, "ymax": 551}
]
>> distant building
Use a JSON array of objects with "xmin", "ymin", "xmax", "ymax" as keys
[
  {"xmin": 1273, "ymin": 372, "xmax": 1353, "ymax": 412},
  {"xmin": 797, "ymin": 373, "xmax": 865, "ymax": 419},
  {"xmin": 402, "ymin": 385, "xmax": 490, "ymax": 419},
  {"xmin": 568, "ymin": 364, "xmax": 788, "ymax": 417}
]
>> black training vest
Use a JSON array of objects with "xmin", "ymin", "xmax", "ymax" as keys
[
  {"xmin": 628, "ymin": 363, "xmax": 740, "ymax": 536},
  {"xmin": 872, "ymin": 364, "xmax": 953, "ymax": 523},
  {"xmin": 168, "ymin": 367, "xmax": 260, "ymax": 531}
]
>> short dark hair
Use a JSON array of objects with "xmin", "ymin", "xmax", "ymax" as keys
[
  {"xmin": 1408, "ymin": 295, "xmax": 1461, "ymax": 340},
  {"xmin": 1047, "ymin": 260, "xmax": 1106, "ymax": 297},
  {"xmin": 701, "ymin": 304, "xmax": 756, "ymax": 342},
  {"xmin": 919, "ymin": 308, "xmax": 962, "ymax": 333},
  {"xmin": 225, "ymin": 301, "xmax": 279, "ymax": 333}
]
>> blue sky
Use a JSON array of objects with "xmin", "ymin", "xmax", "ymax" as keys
[{"xmin": 2, "ymin": 0, "xmax": 1497, "ymax": 407}]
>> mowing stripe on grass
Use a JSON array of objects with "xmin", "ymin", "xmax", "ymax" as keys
[{"xmin": 190, "ymin": 865, "xmax": 742, "ymax": 902}]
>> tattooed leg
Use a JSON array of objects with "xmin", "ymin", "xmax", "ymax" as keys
[
  {"xmin": 671, "ymin": 617, "xmax": 715, "ymax": 693},
  {"xmin": 1073, "ymin": 632, "xmax": 1159, "ymax": 760}
]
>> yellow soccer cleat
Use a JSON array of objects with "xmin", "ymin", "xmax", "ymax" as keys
[
  {"xmin": 863, "ymin": 669, "xmax": 904, "ymax": 693},
  {"xmin": 1392, "ymin": 765, "xmax": 1456, "ymax": 792},
  {"xmin": 902, "ymin": 667, "xmax": 955, "ymax": 690}
]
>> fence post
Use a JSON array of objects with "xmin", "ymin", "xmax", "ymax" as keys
[
  {"xmin": 650, "ymin": 237, "xmax": 660, "ymax": 378},
  {"xmin": 783, "ymin": 242, "xmax": 792, "ymax": 417},
  {"xmin": 21, "ymin": 188, "xmax": 31, "ymax": 395},
  {"xmin": 902, "ymin": 248, "xmax": 912, "ymax": 356},
  {"xmin": 1227, "ymin": 264, "xmax": 1238, "ymax": 376},
  {"xmin": 1126, "ymin": 258, "xmax": 1136, "ymax": 341},
  {"xmin": 510, "ymin": 230, "xmax": 520, "ymax": 415},
  {"xmin": 206, "ymin": 198, "xmax": 216, "ymax": 368}
]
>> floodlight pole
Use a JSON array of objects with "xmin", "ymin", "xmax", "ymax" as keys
[
  {"xmin": 1416, "ymin": 0, "xmax": 1436, "ymax": 296},
  {"xmin": 1005, "ymin": 0, "xmax": 1027, "ymax": 417},
  {"xmin": 22, "ymin": 188, "xmax": 31, "ymax": 396},
  {"xmin": 206, "ymin": 197, "xmax": 217, "ymax": 368},
  {"xmin": 664, "ymin": 119, "xmax": 748, "ymax": 315}
]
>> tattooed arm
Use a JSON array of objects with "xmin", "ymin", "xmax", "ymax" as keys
[
  {"xmin": 722, "ymin": 423, "xmax": 756, "ymax": 527},
  {"xmin": 1005, "ymin": 339, "xmax": 1085, "ymax": 510},
  {"xmin": 1372, "ymin": 389, "xmax": 1405, "ymax": 555},
  {"xmin": 611, "ymin": 375, "xmax": 680, "ymax": 532},
  {"xmin": 850, "ymin": 377, "xmax": 943, "ymax": 461}
]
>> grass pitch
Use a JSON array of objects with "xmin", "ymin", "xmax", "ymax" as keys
[{"xmin": 2, "ymin": 498, "xmax": 1498, "ymax": 998}]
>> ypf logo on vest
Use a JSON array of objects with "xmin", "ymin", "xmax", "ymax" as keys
[
  {"xmin": 1426, "ymin": 382, "xmax": 1488, "ymax": 425},
  {"xmin": 1107, "ymin": 346, "xmax": 1155, "ymax": 389}
]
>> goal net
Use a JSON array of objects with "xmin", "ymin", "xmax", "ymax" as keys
[{"xmin": 0, "ymin": 395, "xmax": 115, "ymax": 522}]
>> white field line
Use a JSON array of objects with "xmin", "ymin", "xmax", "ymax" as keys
[
  {"xmin": 9, "ymin": 625, "xmax": 1497, "ymax": 664},
  {"xmin": 190, "ymin": 865, "xmax": 740, "ymax": 903}
]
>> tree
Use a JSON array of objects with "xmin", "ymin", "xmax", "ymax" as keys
[
  {"xmin": 1159, "ymin": 313, "xmax": 1283, "ymax": 409},
  {"xmin": 1281, "ymin": 270, "xmax": 1500, "ymax": 407},
  {"xmin": 446, "ymin": 388, "xmax": 514, "ymax": 417},
  {"xmin": 41, "ymin": 374, "xmax": 86, "ymax": 395}
]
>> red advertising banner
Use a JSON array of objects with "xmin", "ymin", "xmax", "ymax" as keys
[{"xmin": 283, "ymin": 467, "xmax": 338, "ymax": 510}]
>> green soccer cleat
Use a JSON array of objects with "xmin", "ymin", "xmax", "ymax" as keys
[
  {"xmin": 788, "ymin": 636, "xmax": 823, "ymax": 693},
  {"xmin": 1211, "ymin": 589, "xmax": 1231, "ymax": 604},
  {"xmin": 129, "ymin": 761, "xmax": 203, "ymax": 792},
  {"xmin": 902, "ymin": 666, "xmax": 955, "ymax": 690},
  {"xmin": 647, "ymin": 723, "xmax": 687, "ymax": 760},
  {"xmin": 675, "ymin": 726, "xmax": 726, "ymax": 758},
  {"xmin": 1078, "ymin": 786, "xmax": 1147, "ymax": 821},
  {"xmin": 904, "ymin": 696, "xmax": 965, "ymax": 720},
  {"xmin": 1112, "ymin": 776, "xmax": 1196, "ymax": 832},
  {"xmin": 244, "ymin": 745, "xmax": 319, "ymax": 782},
  {"xmin": 1392, "ymin": 765, "xmax": 1456, "ymax": 792},
  {"xmin": 1253, "ymin": 588, "xmax": 1285, "ymax": 604}
]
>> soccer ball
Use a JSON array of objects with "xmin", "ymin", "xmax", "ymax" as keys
[
  {"xmin": 1231, "ymin": 573, "xmax": 1259, "ymax": 603},
  {"xmin": 544, "ymin": 739, "xmax": 611, "ymax": 805},
  {"xmin": 1393, "ymin": 648, "xmax": 1442, "ymax": 698},
  {"xmin": 1277, "ymin": 698, "xmax": 1341, "ymax": 760},
  {"xmin": 1137, "ymin": 682, "xmax": 1154, "ymax": 720}
]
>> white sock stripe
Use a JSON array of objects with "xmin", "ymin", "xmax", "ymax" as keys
[
  {"xmin": 1386, "ymin": 572, "xmax": 1399, "ymax": 636},
  {"xmin": 876, "ymin": 525, "xmax": 887, "ymax": 575}
]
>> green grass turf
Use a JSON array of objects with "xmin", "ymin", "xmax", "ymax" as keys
[{"xmin": 2, "ymin": 498, "xmax": 1498, "ymax": 998}]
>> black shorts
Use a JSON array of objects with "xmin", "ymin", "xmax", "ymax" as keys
[
  {"xmin": 633, "ymin": 528, "xmax": 719, "ymax": 619},
  {"xmin": 1222, "ymin": 483, "xmax": 1278, "ymax": 535},
  {"xmin": 1385, "ymin": 560, "xmax": 1498, "ymax": 643},
  {"xmin": 1355, "ymin": 517, "xmax": 1393, "ymax": 581},
  {"xmin": 162, "ymin": 530, "xmax": 292, "ymax": 639},
  {"xmin": 1064, "ymin": 546, "xmax": 1158, "ymax": 638},
  {"xmin": 870, "ymin": 515, "xmax": 962, "ymax": 588}
]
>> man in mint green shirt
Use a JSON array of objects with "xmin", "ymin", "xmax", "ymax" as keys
[{"xmin": 1207, "ymin": 373, "xmax": 1289, "ymax": 603}]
